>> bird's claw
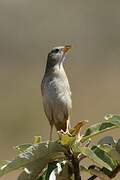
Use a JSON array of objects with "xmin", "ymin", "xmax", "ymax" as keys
[{"xmin": 58, "ymin": 129, "xmax": 72, "ymax": 136}]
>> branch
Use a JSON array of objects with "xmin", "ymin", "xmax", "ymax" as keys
[
  {"xmin": 72, "ymin": 156, "xmax": 81, "ymax": 180},
  {"xmin": 65, "ymin": 150, "xmax": 81, "ymax": 180}
]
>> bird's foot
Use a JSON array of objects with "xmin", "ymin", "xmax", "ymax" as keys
[
  {"xmin": 65, "ymin": 130, "xmax": 72, "ymax": 136},
  {"xmin": 58, "ymin": 129, "xmax": 72, "ymax": 137}
]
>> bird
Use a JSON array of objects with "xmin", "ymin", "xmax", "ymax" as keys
[{"xmin": 41, "ymin": 45, "xmax": 72, "ymax": 140}]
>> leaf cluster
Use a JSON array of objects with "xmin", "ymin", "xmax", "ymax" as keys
[{"xmin": 0, "ymin": 114, "xmax": 120, "ymax": 179}]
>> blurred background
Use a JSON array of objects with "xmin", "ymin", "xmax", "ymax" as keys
[{"xmin": 0, "ymin": 0, "xmax": 120, "ymax": 179}]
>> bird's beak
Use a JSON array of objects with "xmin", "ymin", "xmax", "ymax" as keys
[{"xmin": 62, "ymin": 45, "xmax": 71, "ymax": 54}]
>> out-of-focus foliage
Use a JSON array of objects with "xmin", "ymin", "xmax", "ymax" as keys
[{"xmin": 0, "ymin": 114, "xmax": 120, "ymax": 179}]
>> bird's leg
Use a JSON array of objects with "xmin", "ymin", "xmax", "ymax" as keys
[
  {"xmin": 50, "ymin": 124, "xmax": 53, "ymax": 141},
  {"xmin": 65, "ymin": 119, "xmax": 70, "ymax": 134},
  {"xmin": 66, "ymin": 119, "xmax": 69, "ymax": 132}
]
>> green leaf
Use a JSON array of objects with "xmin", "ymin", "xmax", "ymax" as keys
[
  {"xmin": 56, "ymin": 161, "xmax": 72, "ymax": 180},
  {"xmin": 0, "ymin": 141, "xmax": 66, "ymax": 178},
  {"xmin": 58, "ymin": 132, "xmax": 75, "ymax": 147},
  {"xmin": 81, "ymin": 114, "xmax": 120, "ymax": 143},
  {"xmin": 45, "ymin": 161, "xmax": 58, "ymax": 180},
  {"xmin": 45, "ymin": 161, "xmax": 72, "ymax": 180},
  {"xmin": 81, "ymin": 122, "xmax": 118, "ymax": 143},
  {"xmin": 37, "ymin": 161, "xmax": 72, "ymax": 180},
  {"xmin": 79, "ymin": 147, "xmax": 113, "ymax": 171},
  {"xmin": 47, "ymin": 162, "xmax": 62, "ymax": 180},
  {"xmin": 89, "ymin": 166, "xmax": 111, "ymax": 180},
  {"xmin": 91, "ymin": 146, "xmax": 117, "ymax": 170},
  {"xmin": 36, "ymin": 167, "xmax": 47, "ymax": 180},
  {"xmin": 116, "ymin": 139, "xmax": 120, "ymax": 153},
  {"xmin": 97, "ymin": 144, "xmax": 113, "ymax": 153},
  {"xmin": 105, "ymin": 114, "xmax": 120, "ymax": 127},
  {"xmin": 0, "ymin": 161, "xmax": 11, "ymax": 169},
  {"xmin": 17, "ymin": 159, "xmax": 47, "ymax": 180},
  {"xmin": 14, "ymin": 144, "xmax": 32, "ymax": 153},
  {"xmin": 69, "ymin": 120, "xmax": 88, "ymax": 136},
  {"xmin": 32, "ymin": 136, "xmax": 41, "ymax": 144},
  {"xmin": 97, "ymin": 140, "xmax": 120, "ymax": 163},
  {"xmin": 18, "ymin": 152, "xmax": 64, "ymax": 180},
  {"xmin": 71, "ymin": 141, "xmax": 81, "ymax": 155},
  {"xmin": 97, "ymin": 136, "xmax": 116, "ymax": 146}
]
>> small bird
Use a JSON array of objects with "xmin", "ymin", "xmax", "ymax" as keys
[{"xmin": 41, "ymin": 45, "xmax": 72, "ymax": 140}]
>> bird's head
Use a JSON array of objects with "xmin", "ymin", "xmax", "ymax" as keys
[{"xmin": 45, "ymin": 45, "xmax": 71, "ymax": 73}]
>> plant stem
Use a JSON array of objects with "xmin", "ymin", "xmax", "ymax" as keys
[{"xmin": 72, "ymin": 155, "xmax": 81, "ymax": 180}]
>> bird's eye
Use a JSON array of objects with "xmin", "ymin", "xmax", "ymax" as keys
[{"xmin": 52, "ymin": 49, "xmax": 59, "ymax": 53}]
